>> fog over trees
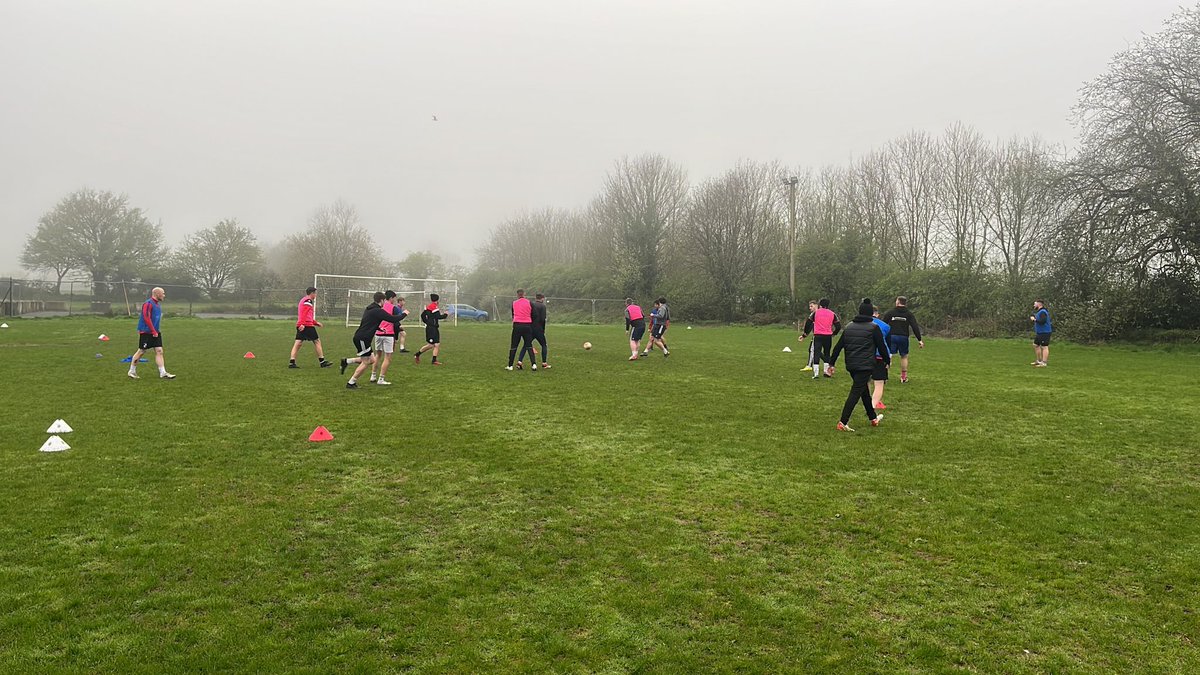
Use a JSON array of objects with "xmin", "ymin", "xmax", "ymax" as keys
[{"xmin": 14, "ymin": 4, "xmax": 1199, "ymax": 338}]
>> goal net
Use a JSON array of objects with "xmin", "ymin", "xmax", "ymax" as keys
[{"xmin": 312, "ymin": 274, "xmax": 459, "ymax": 327}]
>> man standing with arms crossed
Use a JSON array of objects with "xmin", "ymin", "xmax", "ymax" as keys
[
  {"xmin": 290, "ymin": 286, "xmax": 333, "ymax": 369},
  {"xmin": 882, "ymin": 295, "xmax": 924, "ymax": 383},
  {"xmin": 128, "ymin": 287, "xmax": 176, "ymax": 380},
  {"xmin": 1030, "ymin": 299, "xmax": 1052, "ymax": 367}
]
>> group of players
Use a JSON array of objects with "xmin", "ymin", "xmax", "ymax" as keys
[
  {"xmin": 288, "ymin": 287, "xmax": 677, "ymax": 386},
  {"xmin": 127, "ymin": 283, "xmax": 1050, "ymax": 432},
  {"xmin": 798, "ymin": 295, "xmax": 925, "ymax": 432},
  {"xmin": 288, "ymin": 286, "xmax": 448, "ymax": 389}
]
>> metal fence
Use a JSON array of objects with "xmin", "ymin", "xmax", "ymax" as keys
[{"xmin": 2, "ymin": 278, "xmax": 636, "ymax": 324}]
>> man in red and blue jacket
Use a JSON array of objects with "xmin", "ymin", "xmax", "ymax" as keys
[{"xmin": 128, "ymin": 287, "xmax": 176, "ymax": 380}]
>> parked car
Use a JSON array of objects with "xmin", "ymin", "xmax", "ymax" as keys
[{"xmin": 445, "ymin": 304, "xmax": 489, "ymax": 321}]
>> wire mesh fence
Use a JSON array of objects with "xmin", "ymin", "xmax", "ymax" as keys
[{"xmin": 1, "ymin": 278, "xmax": 638, "ymax": 325}]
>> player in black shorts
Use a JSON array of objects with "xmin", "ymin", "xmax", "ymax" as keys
[
  {"xmin": 415, "ymin": 293, "xmax": 449, "ymax": 365},
  {"xmin": 646, "ymin": 297, "xmax": 671, "ymax": 358},
  {"xmin": 339, "ymin": 291, "xmax": 404, "ymax": 388}
]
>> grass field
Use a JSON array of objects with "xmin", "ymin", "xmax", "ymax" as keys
[{"xmin": 1, "ymin": 316, "xmax": 1198, "ymax": 672}]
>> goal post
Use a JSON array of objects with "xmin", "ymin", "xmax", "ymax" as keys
[{"xmin": 312, "ymin": 274, "xmax": 459, "ymax": 327}]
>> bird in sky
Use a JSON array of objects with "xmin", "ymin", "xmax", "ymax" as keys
[{"xmin": 432, "ymin": 115, "xmax": 438, "ymax": 122}]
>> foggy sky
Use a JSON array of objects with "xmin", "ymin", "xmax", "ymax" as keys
[{"xmin": 0, "ymin": 0, "xmax": 1184, "ymax": 277}]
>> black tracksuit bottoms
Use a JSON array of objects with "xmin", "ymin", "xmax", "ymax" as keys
[
  {"xmin": 509, "ymin": 323, "xmax": 535, "ymax": 366},
  {"xmin": 840, "ymin": 369, "xmax": 878, "ymax": 424}
]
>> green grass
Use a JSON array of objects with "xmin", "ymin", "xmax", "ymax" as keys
[{"xmin": 1, "ymin": 317, "xmax": 1198, "ymax": 672}]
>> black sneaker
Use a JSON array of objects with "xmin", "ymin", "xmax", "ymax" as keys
[
  {"xmin": 288, "ymin": 362, "xmax": 299, "ymax": 369},
  {"xmin": 319, "ymin": 360, "xmax": 333, "ymax": 368},
  {"xmin": 339, "ymin": 358, "xmax": 348, "ymax": 375},
  {"xmin": 346, "ymin": 382, "xmax": 358, "ymax": 389},
  {"xmin": 398, "ymin": 349, "xmax": 410, "ymax": 353}
]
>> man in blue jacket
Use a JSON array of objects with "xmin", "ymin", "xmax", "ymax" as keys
[
  {"xmin": 1030, "ymin": 299, "xmax": 1052, "ymax": 367},
  {"xmin": 128, "ymin": 287, "xmax": 176, "ymax": 380}
]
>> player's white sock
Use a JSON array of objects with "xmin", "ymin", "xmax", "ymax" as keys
[{"xmin": 158, "ymin": 367, "xmax": 167, "ymax": 376}]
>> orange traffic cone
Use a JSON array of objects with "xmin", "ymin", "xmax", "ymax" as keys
[{"xmin": 308, "ymin": 426, "xmax": 334, "ymax": 442}]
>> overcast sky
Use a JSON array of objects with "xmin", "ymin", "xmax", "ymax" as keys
[{"xmin": 0, "ymin": 0, "xmax": 1185, "ymax": 277}]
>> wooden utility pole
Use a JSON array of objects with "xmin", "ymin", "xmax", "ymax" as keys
[{"xmin": 783, "ymin": 176, "xmax": 799, "ymax": 325}]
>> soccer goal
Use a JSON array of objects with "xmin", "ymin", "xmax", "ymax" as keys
[{"xmin": 312, "ymin": 274, "xmax": 460, "ymax": 327}]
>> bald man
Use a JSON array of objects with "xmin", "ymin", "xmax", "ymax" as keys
[{"xmin": 128, "ymin": 287, "xmax": 176, "ymax": 379}]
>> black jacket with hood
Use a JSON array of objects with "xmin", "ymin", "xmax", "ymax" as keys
[{"xmin": 829, "ymin": 314, "xmax": 891, "ymax": 373}]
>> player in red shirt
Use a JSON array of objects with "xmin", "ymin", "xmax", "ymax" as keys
[{"xmin": 289, "ymin": 286, "xmax": 332, "ymax": 368}]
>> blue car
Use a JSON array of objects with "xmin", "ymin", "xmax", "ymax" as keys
[{"xmin": 446, "ymin": 304, "xmax": 489, "ymax": 321}]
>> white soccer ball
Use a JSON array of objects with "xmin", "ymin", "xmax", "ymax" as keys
[{"xmin": 583, "ymin": 341, "xmax": 592, "ymax": 350}]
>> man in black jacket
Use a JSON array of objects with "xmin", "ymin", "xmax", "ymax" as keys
[
  {"xmin": 881, "ymin": 296, "xmax": 924, "ymax": 383},
  {"xmin": 828, "ymin": 298, "xmax": 891, "ymax": 431},
  {"xmin": 340, "ymin": 292, "xmax": 405, "ymax": 389}
]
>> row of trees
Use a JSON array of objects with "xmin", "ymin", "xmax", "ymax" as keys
[
  {"xmin": 20, "ymin": 6, "xmax": 1199, "ymax": 337},
  {"xmin": 20, "ymin": 194, "xmax": 451, "ymax": 300},
  {"xmin": 471, "ymin": 6, "xmax": 1200, "ymax": 337}
]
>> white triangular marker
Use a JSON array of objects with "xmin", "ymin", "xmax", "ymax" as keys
[
  {"xmin": 39, "ymin": 435, "xmax": 70, "ymax": 452},
  {"xmin": 0, "ymin": 323, "xmax": 8, "ymax": 328},
  {"xmin": 47, "ymin": 419, "xmax": 73, "ymax": 433},
  {"xmin": 782, "ymin": 346, "xmax": 792, "ymax": 352}
]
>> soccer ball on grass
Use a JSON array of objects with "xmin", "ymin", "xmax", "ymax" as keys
[{"xmin": 582, "ymin": 341, "xmax": 592, "ymax": 350}]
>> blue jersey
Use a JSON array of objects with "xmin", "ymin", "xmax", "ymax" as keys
[
  {"xmin": 1034, "ymin": 307, "xmax": 1052, "ymax": 334},
  {"xmin": 872, "ymin": 317, "xmax": 890, "ymax": 358},
  {"xmin": 137, "ymin": 297, "xmax": 162, "ymax": 335}
]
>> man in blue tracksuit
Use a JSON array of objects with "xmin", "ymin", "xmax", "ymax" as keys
[{"xmin": 1030, "ymin": 299, "xmax": 1052, "ymax": 367}]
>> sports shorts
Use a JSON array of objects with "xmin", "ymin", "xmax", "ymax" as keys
[
  {"xmin": 872, "ymin": 359, "xmax": 889, "ymax": 381},
  {"xmin": 629, "ymin": 320, "xmax": 646, "ymax": 341},
  {"xmin": 138, "ymin": 332, "xmax": 162, "ymax": 350},
  {"xmin": 352, "ymin": 336, "xmax": 373, "ymax": 357},
  {"xmin": 425, "ymin": 328, "xmax": 440, "ymax": 345},
  {"xmin": 295, "ymin": 326, "xmax": 319, "ymax": 342},
  {"xmin": 651, "ymin": 323, "xmax": 667, "ymax": 339},
  {"xmin": 888, "ymin": 334, "xmax": 910, "ymax": 356},
  {"xmin": 1033, "ymin": 333, "xmax": 1051, "ymax": 346},
  {"xmin": 374, "ymin": 335, "xmax": 395, "ymax": 354}
]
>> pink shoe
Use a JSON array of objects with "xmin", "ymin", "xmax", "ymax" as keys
[{"xmin": 874, "ymin": 402, "xmax": 886, "ymax": 410}]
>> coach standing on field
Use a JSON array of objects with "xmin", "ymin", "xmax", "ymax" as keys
[
  {"xmin": 127, "ymin": 287, "xmax": 175, "ymax": 380},
  {"xmin": 1030, "ymin": 299, "xmax": 1052, "ymax": 367}
]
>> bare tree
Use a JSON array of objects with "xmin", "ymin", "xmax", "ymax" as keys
[
  {"xmin": 282, "ymin": 199, "xmax": 385, "ymax": 285},
  {"xmin": 889, "ymin": 131, "xmax": 942, "ymax": 271},
  {"xmin": 983, "ymin": 137, "xmax": 1062, "ymax": 287},
  {"xmin": 591, "ymin": 154, "xmax": 689, "ymax": 296},
  {"xmin": 681, "ymin": 161, "xmax": 784, "ymax": 320},
  {"xmin": 851, "ymin": 150, "xmax": 899, "ymax": 259},
  {"xmin": 1068, "ymin": 4, "xmax": 1200, "ymax": 275},
  {"xmin": 476, "ymin": 208, "xmax": 595, "ymax": 271},
  {"xmin": 937, "ymin": 123, "xmax": 990, "ymax": 273}
]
